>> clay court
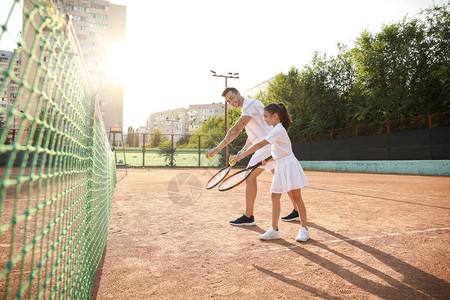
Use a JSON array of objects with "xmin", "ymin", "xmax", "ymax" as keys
[{"xmin": 91, "ymin": 168, "xmax": 450, "ymax": 299}]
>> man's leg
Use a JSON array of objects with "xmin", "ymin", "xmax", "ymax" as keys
[
  {"xmin": 244, "ymin": 167, "xmax": 264, "ymax": 217},
  {"xmin": 230, "ymin": 168, "xmax": 264, "ymax": 226},
  {"xmin": 229, "ymin": 167, "xmax": 264, "ymax": 226}
]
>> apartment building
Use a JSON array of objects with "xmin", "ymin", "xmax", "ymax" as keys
[
  {"xmin": 187, "ymin": 103, "xmax": 225, "ymax": 134},
  {"xmin": 146, "ymin": 103, "xmax": 226, "ymax": 137},
  {"xmin": 147, "ymin": 108, "xmax": 188, "ymax": 139},
  {"xmin": 0, "ymin": 50, "xmax": 21, "ymax": 126},
  {"xmin": 52, "ymin": 0, "xmax": 127, "ymax": 132}
]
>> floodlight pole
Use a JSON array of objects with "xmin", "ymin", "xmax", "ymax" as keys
[{"xmin": 210, "ymin": 71, "xmax": 239, "ymax": 166}]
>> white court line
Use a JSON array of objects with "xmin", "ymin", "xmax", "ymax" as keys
[{"xmin": 243, "ymin": 227, "xmax": 450, "ymax": 255}]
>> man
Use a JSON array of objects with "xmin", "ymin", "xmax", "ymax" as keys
[{"xmin": 206, "ymin": 87, "xmax": 299, "ymax": 225}]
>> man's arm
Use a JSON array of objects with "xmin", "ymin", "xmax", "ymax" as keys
[
  {"xmin": 238, "ymin": 138, "xmax": 253, "ymax": 154},
  {"xmin": 229, "ymin": 139, "xmax": 270, "ymax": 164},
  {"xmin": 207, "ymin": 115, "xmax": 251, "ymax": 157}
]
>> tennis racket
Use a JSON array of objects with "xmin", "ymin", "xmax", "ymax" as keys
[
  {"xmin": 205, "ymin": 159, "xmax": 236, "ymax": 189},
  {"xmin": 218, "ymin": 156, "xmax": 272, "ymax": 192}
]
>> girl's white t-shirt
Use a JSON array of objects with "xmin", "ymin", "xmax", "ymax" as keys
[
  {"xmin": 265, "ymin": 123, "xmax": 293, "ymax": 160},
  {"xmin": 241, "ymin": 98, "xmax": 273, "ymax": 144}
]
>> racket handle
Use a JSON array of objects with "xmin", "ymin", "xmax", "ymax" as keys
[
  {"xmin": 252, "ymin": 156, "xmax": 273, "ymax": 168},
  {"xmin": 264, "ymin": 155, "xmax": 273, "ymax": 161}
]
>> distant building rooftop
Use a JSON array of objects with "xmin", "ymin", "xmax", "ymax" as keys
[{"xmin": 245, "ymin": 76, "xmax": 275, "ymax": 97}]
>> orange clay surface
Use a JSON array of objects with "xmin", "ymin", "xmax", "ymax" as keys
[{"xmin": 92, "ymin": 168, "xmax": 450, "ymax": 299}]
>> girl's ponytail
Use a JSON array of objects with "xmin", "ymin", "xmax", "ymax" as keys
[
  {"xmin": 264, "ymin": 103, "xmax": 292, "ymax": 131},
  {"xmin": 277, "ymin": 103, "xmax": 292, "ymax": 132}
]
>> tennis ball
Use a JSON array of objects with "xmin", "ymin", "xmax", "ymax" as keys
[{"xmin": 207, "ymin": 154, "xmax": 212, "ymax": 160}]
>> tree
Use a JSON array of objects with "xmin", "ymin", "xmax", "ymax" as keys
[
  {"xmin": 350, "ymin": 4, "xmax": 450, "ymax": 120},
  {"xmin": 263, "ymin": 3, "xmax": 449, "ymax": 139},
  {"xmin": 125, "ymin": 126, "xmax": 139, "ymax": 147},
  {"xmin": 266, "ymin": 66, "xmax": 303, "ymax": 120},
  {"xmin": 0, "ymin": 116, "xmax": 12, "ymax": 145},
  {"xmin": 197, "ymin": 108, "xmax": 246, "ymax": 152},
  {"xmin": 248, "ymin": 90, "xmax": 268, "ymax": 105},
  {"xmin": 176, "ymin": 134, "xmax": 191, "ymax": 148},
  {"xmin": 149, "ymin": 129, "xmax": 168, "ymax": 148},
  {"xmin": 265, "ymin": 60, "xmax": 352, "ymax": 137},
  {"xmin": 158, "ymin": 140, "xmax": 176, "ymax": 167}
]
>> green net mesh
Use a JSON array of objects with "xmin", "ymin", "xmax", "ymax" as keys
[{"xmin": 0, "ymin": 0, "xmax": 116, "ymax": 298}]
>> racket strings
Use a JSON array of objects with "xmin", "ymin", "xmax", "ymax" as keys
[
  {"xmin": 205, "ymin": 168, "xmax": 229, "ymax": 189},
  {"xmin": 219, "ymin": 170, "xmax": 251, "ymax": 190}
]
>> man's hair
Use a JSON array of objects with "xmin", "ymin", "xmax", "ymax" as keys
[{"xmin": 222, "ymin": 87, "xmax": 239, "ymax": 97}]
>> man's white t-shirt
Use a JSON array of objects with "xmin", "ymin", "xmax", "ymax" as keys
[
  {"xmin": 265, "ymin": 123, "xmax": 293, "ymax": 160},
  {"xmin": 241, "ymin": 98, "xmax": 272, "ymax": 144}
]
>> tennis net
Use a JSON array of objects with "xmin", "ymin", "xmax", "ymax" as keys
[{"xmin": 0, "ymin": 0, "xmax": 116, "ymax": 298}]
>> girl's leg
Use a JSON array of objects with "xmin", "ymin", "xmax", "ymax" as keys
[
  {"xmin": 287, "ymin": 190, "xmax": 298, "ymax": 210},
  {"xmin": 258, "ymin": 193, "xmax": 282, "ymax": 240},
  {"xmin": 271, "ymin": 193, "xmax": 282, "ymax": 230},
  {"xmin": 273, "ymin": 170, "xmax": 297, "ymax": 211},
  {"xmin": 289, "ymin": 189, "xmax": 307, "ymax": 228}
]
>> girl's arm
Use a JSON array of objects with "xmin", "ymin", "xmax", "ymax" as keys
[{"xmin": 229, "ymin": 139, "xmax": 269, "ymax": 164}]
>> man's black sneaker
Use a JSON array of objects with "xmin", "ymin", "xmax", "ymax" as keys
[
  {"xmin": 229, "ymin": 214, "xmax": 255, "ymax": 226},
  {"xmin": 281, "ymin": 209, "xmax": 300, "ymax": 222}
]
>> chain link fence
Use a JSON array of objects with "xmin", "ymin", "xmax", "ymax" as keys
[{"xmin": 108, "ymin": 133, "xmax": 250, "ymax": 168}]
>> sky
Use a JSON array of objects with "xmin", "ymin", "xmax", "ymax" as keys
[{"xmin": 1, "ymin": 0, "xmax": 447, "ymax": 130}]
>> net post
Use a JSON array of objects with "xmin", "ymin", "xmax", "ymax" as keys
[{"xmin": 142, "ymin": 133, "xmax": 146, "ymax": 167}]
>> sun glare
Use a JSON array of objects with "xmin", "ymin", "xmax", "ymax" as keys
[{"xmin": 106, "ymin": 42, "xmax": 129, "ymax": 86}]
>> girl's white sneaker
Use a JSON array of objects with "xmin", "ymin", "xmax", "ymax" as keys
[
  {"xmin": 296, "ymin": 227, "xmax": 309, "ymax": 242},
  {"xmin": 258, "ymin": 226, "xmax": 281, "ymax": 240}
]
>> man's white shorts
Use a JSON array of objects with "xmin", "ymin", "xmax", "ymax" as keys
[{"xmin": 248, "ymin": 144, "xmax": 275, "ymax": 171}]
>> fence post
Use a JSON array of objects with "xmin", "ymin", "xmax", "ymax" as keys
[
  {"xmin": 142, "ymin": 133, "xmax": 146, "ymax": 167},
  {"xmin": 330, "ymin": 129, "xmax": 333, "ymax": 140},
  {"xmin": 387, "ymin": 121, "xmax": 390, "ymax": 134},
  {"xmin": 355, "ymin": 126, "xmax": 358, "ymax": 137},
  {"xmin": 198, "ymin": 135, "xmax": 201, "ymax": 167},
  {"xmin": 428, "ymin": 114, "xmax": 432, "ymax": 129},
  {"xmin": 171, "ymin": 134, "xmax": 174, "ymax": 167}
]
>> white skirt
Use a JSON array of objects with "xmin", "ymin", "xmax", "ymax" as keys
[{"xmin": 271, "ymin": 154, "xmax": 308, "ymax": 193}]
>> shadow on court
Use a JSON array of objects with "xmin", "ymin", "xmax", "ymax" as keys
[
  {"xmin": 253, "ymin": 222, "xmax": 450, "ymax": 299},
  {"xmin": 91, "ymin": 245, "xmax": 107, "ymax": 299}
]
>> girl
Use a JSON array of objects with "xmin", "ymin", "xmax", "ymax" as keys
[{"xmin": 229, "ymin": 103, "xmax": 309, "ymax": 241}]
